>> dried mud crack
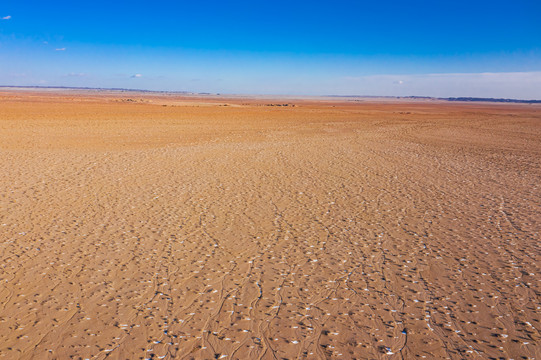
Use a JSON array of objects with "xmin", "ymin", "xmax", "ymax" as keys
[{"xmin": 0, "ymin": 91, "xmax": 540, "ymax": 359}]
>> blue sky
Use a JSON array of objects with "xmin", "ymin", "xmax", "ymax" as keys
[{"xmin": 1, "ymin": 0, "xmax": 540, "ymax": 98}]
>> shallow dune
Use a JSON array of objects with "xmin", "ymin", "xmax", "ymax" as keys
[{"xmin": 0, "ymin": 91, "xmax": 539, "ymax": 359}]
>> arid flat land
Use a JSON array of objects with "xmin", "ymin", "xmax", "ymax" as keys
[{"xmin": 0, "ymin": 90, "xmax": 540, "ymax": 360}]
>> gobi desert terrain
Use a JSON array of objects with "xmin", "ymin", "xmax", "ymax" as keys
[{"xmin": 0, "ymin": 90, "xmax": 539, "ymax": 359}]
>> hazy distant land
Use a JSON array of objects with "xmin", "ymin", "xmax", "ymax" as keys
[{"xmin": 1, "ymin": 85, "xmax": 540, "ymax": 103}]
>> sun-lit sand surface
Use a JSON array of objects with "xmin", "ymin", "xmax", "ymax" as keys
[{"xmin": 0, "ymin": 90, "xmax": 539, "ymax": 359}]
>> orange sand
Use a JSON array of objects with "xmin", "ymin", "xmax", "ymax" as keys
[{"xmin": 0, "ymin": 90, "xmax": 539, "ymax": 359}]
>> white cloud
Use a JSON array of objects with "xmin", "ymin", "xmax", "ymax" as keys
[
  {"xmin": 2, "ymin": 15, "xmax": 11, "ymax": 20},
  {"xmin": 55, "ymin": 48, "xmax": 66, "ymax": 51},
  {"xmin": 131, "ymin": 74, "xmax": 142, "ymax": 78}
]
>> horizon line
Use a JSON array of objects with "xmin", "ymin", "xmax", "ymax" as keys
[{"xmin": 1, "ymin": 85, "xmax": 541, "ymax": 104}]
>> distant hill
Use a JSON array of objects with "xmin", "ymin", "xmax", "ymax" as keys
[
  {"xmin": 0, "ymin": 85, "xmax": 195, "ymax": 95},
  {"xmin": 327, "ymin": 94, "xmax": 541, "ymax": 103},
  {"xmin": 444, "ymin": 97, "xmax": 541, "ymax": 104}
]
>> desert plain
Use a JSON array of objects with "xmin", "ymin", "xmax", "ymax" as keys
[{"xmin": 0, "ymin": 90, "xmax": 539, "ymax": 360}]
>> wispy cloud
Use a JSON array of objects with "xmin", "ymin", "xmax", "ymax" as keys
[
  {"xmin": 131, "ymin": 74, "xmax": 142, "ymax": 78},
  {"xmin": 55, "ymin": 48, "xmax": 66, "ymax": 51},
  {"xmin": 2, "ymin": 15, "xmax": 11, "ymax": 20},
  {"xmin": 66, "ymin": 73, "xmax": 87, "ymax": 77}
]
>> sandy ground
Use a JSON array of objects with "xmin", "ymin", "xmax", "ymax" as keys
[{"xmin": 0, "ymin": 91, "xmax": 540, "ymax": 359}]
